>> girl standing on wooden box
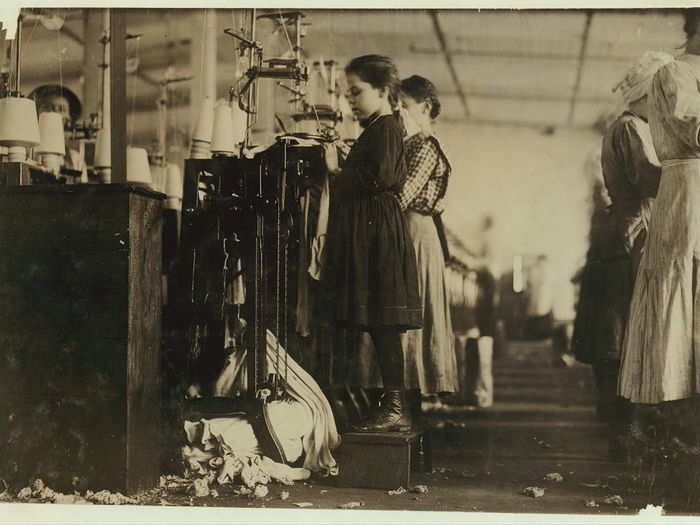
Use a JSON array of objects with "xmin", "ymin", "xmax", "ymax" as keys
[
  {"xmin": 323, "ymin": 55, "xmax": 422, "ymax": 432},
  {"xmin": 396, "ymin": 75, "xmax": 458, "ymax": 415}
]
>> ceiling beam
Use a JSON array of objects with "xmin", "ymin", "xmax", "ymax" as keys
[
  {"xmin": 409, "ymin": 44, "xmax": 638, "ymax": 64},
  {"xmin": 568, "ymin": 11, "xmax": 593, "ymax": 125},
  {"xmin": 438, "ymin": 115, "xmax": 591, "ymax": 130},
  {"xmin": 429, "ymin": 10, "xmax": 470, "ymax": 119},
  {"xmin": 59, "ymin": 24, "xmax": 84, "ymax": 46},
  {"xmin": 441, "ymin": 88, "xmax": 613, "ymax": 105}
]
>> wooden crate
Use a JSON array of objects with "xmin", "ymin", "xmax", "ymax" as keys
[
  {"xmin": 333, "ymin": 431, "xmax": 430, "ymax": 490},
  {"xmin": 0, "ymin": 184, "xmax": 164, "ymax": 494}
]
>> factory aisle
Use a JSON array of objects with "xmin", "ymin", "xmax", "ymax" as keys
[
  {"xmin": 1, "ymin": 339, "xmax": 672, "ymax": 516},
  {"xmin": 148, "ymin": 339, "xmax": 668, "ymax": 514}
]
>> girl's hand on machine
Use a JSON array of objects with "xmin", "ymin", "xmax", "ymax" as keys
[
  {"xmin": 323, "ymin": 142, "xmax": 340, "ymax": 173},
  {"xmin": 335, "ymin": 140, "xmax": 351, "ymax": 161}
]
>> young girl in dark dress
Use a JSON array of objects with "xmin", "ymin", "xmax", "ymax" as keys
[{"xmin": 323, "ymin": 55, "xmax": 422, "ymax": 432}]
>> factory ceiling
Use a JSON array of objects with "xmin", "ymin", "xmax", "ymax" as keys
[{"xmin": 13, "ymin": 8, "xmax": 686, "ymax": 143}]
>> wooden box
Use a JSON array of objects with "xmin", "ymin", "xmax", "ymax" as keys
[
  {"xmin": 333, "ymin": 431, "xmax": 430, "ymax": 490},
  {"xmin": 0, "ymin": 184, "xmax": 164, "ymax": 494}
]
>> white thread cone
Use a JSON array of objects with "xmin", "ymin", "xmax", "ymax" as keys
[
  {"xmin": 192, "ymin": 96, "xmax": 214, "ymax": 143},
  {"xmin": 231, "ymin": 101, "xmax": 247, "ymax": 147},
  {"xmin": 150, "ymin": 164, "xmax": 167, "ymax": 193},
  {"xmin": 190, "ymin": 96, "xmax": 214, "ymax": 159},
  {"xmin": 126, "ymin": 147, "xmax": 152, "ymax": 185},
  {"xmin": 0, "ymin": 97, "xmax": 40, "ymax": 148},
  {"xmin": 94, "ymin": 127, "xmax": 111, "ymax": 169},
  {"xmin": 211, "ymin": 103, "xmax": 235, "ymax": 156},
  {"xmin": 36, "ymin": 112, "xmax": 65, "ymax": 155},
  {"xmin": 41, "ymin": 153, "xmax": 63, "ymax": 173},
  {"xmin": 7, "ymin": 146, "xmax": 27, "ymax": 162},
  {"xmin": 165, "ymin": 162, "xmax": 183, "ymax": 210}
]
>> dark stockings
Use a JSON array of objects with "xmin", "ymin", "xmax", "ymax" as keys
[
  {"xmin": 367, "ymin": 327, "xmax": 405, "ymax": 390},
  {"xmin": 594, "ymin": 359, "xmax": 633, "ymax": 460}
]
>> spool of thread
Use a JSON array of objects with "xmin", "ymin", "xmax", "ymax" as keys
[
  {"xmin": 190, "ymin": 138, "xmax": 211, "ymax": 159},
  {"xmin": 165, "ymin": 163, "xmax": 183, "ymax": 210},
  {"xmin": 37, "ymin": 112, "xmax": 66, "ymax": 156},
  {"xmin": 211, "ymin": 103, "xmax": 236, "ymax": 156},
  {"xmin": 37, "ymin": 112, "xmax": 66, "ymax": 173},
  {"xmin": 41, "ymin": 153, "xmax": 63, "ymax": 173},
  {"xmin": 94, "ymin": 128, "xmax": 111, "ymax": 169},
  {"xmin": 0, "ymin": 97, "xmax": 41, "ymax": 151},
  {"xmin": 7, "ymin": 146, "xmax": 28, "ymax": 162},
  {"xmin": 192, "ymin": 96, "xmax": 215, "ymax": 143},
  {"xmin": 126, "ymin": 147, "xmax": 152, "ymax": 185},
  {"xmin": 231, "ymin": 101, "xmax": 247, "ymax": 147},
  {"xmin": 150, "ymin": 164, "xmax": 167, "ymax": 193},
  {"xmin": 190, "ymin": 96, "xmax": 214, "ymax": 159},
  {"xmin": 94, "ymin": 127, "xmax": 112, "ymax": 183}
]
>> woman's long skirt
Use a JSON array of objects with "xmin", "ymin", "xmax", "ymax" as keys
[{"xmin": 619, "ymin": 159, "xmax": 700, "ymax": 404}]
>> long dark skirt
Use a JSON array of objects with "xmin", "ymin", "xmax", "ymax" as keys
[
  {"xmin": 325, "ymin": 192, "xmax": 422, "ymax": 330},
  {"xmin": 572, "ymin": 255, "xmax": 635, "ymax": 365}
]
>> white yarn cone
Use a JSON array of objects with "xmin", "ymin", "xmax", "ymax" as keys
[
  {"xmin": 231, "ymin": 101, "xmax": 247, "ymax": 147},
  {"xmin": 7, "ymin": 146, "xmax": 28, "ymax": 162},
  {"xmin": 211, "ymin": 103, "xmax": 235, "ymax": 156},
  {"xmin": 41, "ymin": 153, "xmax": 64, "ymax": 173},
  {"xmin": 94, "ymin": 127, "xmax": 111, "ymax": 169},
  {"xmin": 36, "ymin": 112, "xmax": 66, "ymax": 155},
  {"xmin": 192, "ymin": 96, "xmax": 214, "ymax": 144},
  {"xmin": 190, "ymin": 139, "xmax": 211, "ymax": 159},
  {"xmin": 0, "ymin": 97, "xmax": 40, "ymax": 148},
  {"xmin": 190, "ymin": 96, "xmax": 214, "ymax": 159},
  {"xmin": 165, "ymin": 163, "xmax": 183, "ymax": 210},
  {"xmin": 150, "ymin": 164, "xmax": 167, "ymax": 193},
  {"xmin": 126, "ymin": 147, "xmax": 152, "ymax": 185}
]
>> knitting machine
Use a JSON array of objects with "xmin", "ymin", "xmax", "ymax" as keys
[
  {"xmin": 176, "ymin": 135, "xmax": 328, "ymax": 404},
  {"xmin": 171, "ymin": 11, "xmax": 371, "ymax": 441}
]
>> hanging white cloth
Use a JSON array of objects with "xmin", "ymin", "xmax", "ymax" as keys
[
  {"xmin": 308, "ymin": 172, "xmax": 330, "ymax": 281},
  {"xmin": 218, "ymin": 329, "xmax": 340, "ymax": 475}
]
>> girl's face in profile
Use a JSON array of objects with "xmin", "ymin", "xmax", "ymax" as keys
[
  {"xmin": 399, "ymin": 93, "xmax": 429, "ymax": 134},
  {"xmin": 345, "ymin": 73, "xmax": 385, "ymax": 121}
]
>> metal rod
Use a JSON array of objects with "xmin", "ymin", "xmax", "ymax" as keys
[
  {"xmin": 157, "ymin": 82, "xmax": 167, "ymax": 163},
  {"xmin": 568, "ymin": 11, "xmax": 594, "ymax": 125},
  {"xmin": 100, "ymin": 9, "xmax": 110, "ymax": 131},
  {"xmin": 245, "ymin": 8, "xmax": 256, "ymax": 149},
  {"xmin": 429, "ymin": 10, "xmax": 469, "ymax": 119},
  {"xmin": 14, "ymin": 13, "xmax": 22, "ymax": 94}
]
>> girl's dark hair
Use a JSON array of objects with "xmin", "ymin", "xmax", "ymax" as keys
[
  {"xmin": 684, "ymin": 8, "xmax": 700, "ymax": 40},
  {"xmin": 28, "ymin": 84, "xmax": 82, "ymax": 121},
  {"xmin": 345, "ymin": 55, "xmax": 401, "ymax": 112},
  {"xmin": 400, "ymin": 75, "xmax": 441, "ymax": 120}
]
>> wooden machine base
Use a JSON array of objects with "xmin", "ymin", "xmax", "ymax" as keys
[
  {"xmin": 333, "ymin": 430, "xmax": 432, "ymax": 490},
  {"xmin": 0, "ymin": 184, "xmax": 164, "ymax": 494}
]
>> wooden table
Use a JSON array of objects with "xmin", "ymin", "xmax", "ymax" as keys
[{"xmin": 0, "ymin": 184, "xmax": 164, "ymax": 494}]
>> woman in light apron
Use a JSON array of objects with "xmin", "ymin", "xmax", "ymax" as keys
[{"xmin": 619, "ymin": 11, "xmax": 700, "ymax": 445}]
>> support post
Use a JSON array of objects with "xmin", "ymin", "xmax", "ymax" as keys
[{"xmin": 110, "ymin": 9, "xmax": 127, "ymax": 183}]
